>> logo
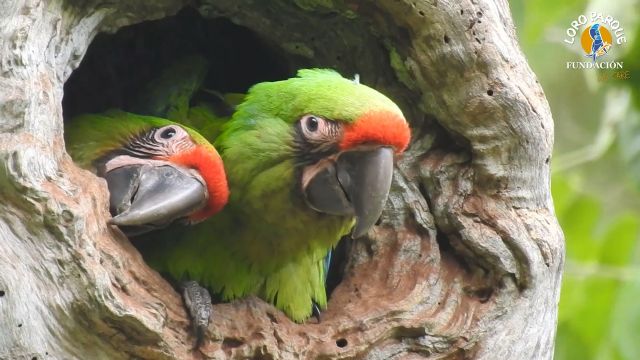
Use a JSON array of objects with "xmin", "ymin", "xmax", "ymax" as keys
[
  {"xmin": 581, "ymin": 23, "xmax": 612, "ymax": 61},
  {"xmin": 564, "ymin": 12, "xmax": 627, "ymax": 70}
]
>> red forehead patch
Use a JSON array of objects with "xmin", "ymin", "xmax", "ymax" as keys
[
  {"xmin": 168, "ymin": 145, "xmax": 229, "ymax": 222},
  {"xmin": 339, "ymin": 111, "xmax": 411, "ymax": 153}
]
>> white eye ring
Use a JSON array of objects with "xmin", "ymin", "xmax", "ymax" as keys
[
  {"xmin": 154, "ymin": 125, "xmax": 188, "ymax": 143},
  {"xmin": 300, "ymin": 114, "xmax": 335, "ymax": 141}
]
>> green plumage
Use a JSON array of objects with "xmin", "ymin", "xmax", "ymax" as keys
[
  {"xmin": 131, "ymin": 55, "xmax": 209, "ymax": 121},
  {"xmin": 131, "ymin": 54, "xmax": 241, "ymax": 142}
]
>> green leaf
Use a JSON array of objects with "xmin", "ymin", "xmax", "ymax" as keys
[
  {"xmin": 610, "ymin": 278, "xmax": 640, "ymax": 359},
  {"xmin": 561, "ymin": 195, "xmax": 602, "ymax": 262},
  {"xmin": 599, "ymin": 214, "xmax": 639, "ymax": 265},
  {"xmin": 552, "ymin": 174, "xmax": 578, "ymax": 218}
]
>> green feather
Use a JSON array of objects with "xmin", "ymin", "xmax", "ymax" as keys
[{"xmin": 131, "ymin": 55, "xmax": 209, "ymax": 120}]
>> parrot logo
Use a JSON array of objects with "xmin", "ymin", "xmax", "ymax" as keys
[
  {"xmin": 581, "ymin": 23, "xmax": 612, "ymax": 61},
  {"xmin": 564, "ymin": 14, "xmax": 627, "ymax": 70}
]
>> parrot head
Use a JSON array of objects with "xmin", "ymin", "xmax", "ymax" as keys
[
  {"xmin": 219, "ymin": 69, "xmax": 411, "ymax": 239},
  {"xmin": 66, "ymin": 111, "xmax": 229, "ymax": 235}
]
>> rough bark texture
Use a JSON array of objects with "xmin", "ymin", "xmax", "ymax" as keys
[{"xmin": 0, "ymin": 0, "xmax": 563, "ymax": 359}]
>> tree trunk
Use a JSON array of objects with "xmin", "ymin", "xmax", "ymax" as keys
[{"xmin": 0, "ymin": 0, "xmax": 563, "ymax": 359}]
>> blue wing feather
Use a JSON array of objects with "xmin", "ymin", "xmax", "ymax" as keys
[{"xmin": 323, "ymin": 249, "xmax": 332, "ymax": 284}]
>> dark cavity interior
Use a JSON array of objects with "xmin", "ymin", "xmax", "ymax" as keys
[{"xmin": 63, "ymin": 8, "xmax": 298, "ymax": 119}]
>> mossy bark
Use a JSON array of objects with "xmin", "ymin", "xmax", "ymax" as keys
[{"xmin": 0, "ymin": 0, "xmax": 563, "ymax": 359}]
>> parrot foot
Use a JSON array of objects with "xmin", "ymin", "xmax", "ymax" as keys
[
  {"xmin": 181, "ymin": 280, "xmax": 212, "ymax": 348},
  {"xmin": 311, "ymin": 301, "xmax": 322, "ymax": 323}
]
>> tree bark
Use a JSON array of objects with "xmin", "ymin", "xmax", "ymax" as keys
[{"xmin": 0, "ymin": 0, "xmax": 563, "ymax": 359}]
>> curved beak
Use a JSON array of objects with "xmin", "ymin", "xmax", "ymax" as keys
[
  {"xmin": 303, "ymin": 146, "xmax": 394, "ymax": 238},
  {"xmin": 104, "ymin": 163, "xmax": 208, "ymax": 236}
]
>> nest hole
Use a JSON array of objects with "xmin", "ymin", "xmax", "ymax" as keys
[{"xmin": 61, "ymin": 5, "xmax": 393, "ymax": 307}]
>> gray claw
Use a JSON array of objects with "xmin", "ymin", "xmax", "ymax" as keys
[
  {"xmin": 181, "ymin": 280, "xmax": 212, "ymax": 348},
  {"xmin": 312, "ymin": 302, "xmax": 322, "ymax": 323}
]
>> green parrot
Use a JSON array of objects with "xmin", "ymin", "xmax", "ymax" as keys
[
  {"xmin": 139, "ymin": 68, "xmax": 412, "ymax": 326},
  {"xmin": 130, "ymin": 55, "xmax": 209, "ymax": 121},
  {"xmin": 129, "ymin": 54, "xmax": 241, "ymax": 142},
  {"xmin": 65, "ymin": 110, "xmax": 229, "ymax": 236}
]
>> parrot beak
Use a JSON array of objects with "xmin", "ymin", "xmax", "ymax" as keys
[
  {"xmin": 303, "ymin": 146, "xmax": 394, "ymax": 238},
  {"xmin": 104, "ymin": 163, "xmax": 208, "ymax": 235}
]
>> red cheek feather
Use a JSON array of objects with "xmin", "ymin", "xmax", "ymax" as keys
[
  {"xmin": 168, "ymin": 145, "xmax": 229, "ymax": 222},
  {"xmin": 339, "ymin": 111, "xmax": 411, "ymax": 153}
]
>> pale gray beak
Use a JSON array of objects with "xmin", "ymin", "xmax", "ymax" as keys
[
  {"xmin": 105, "ymin": 163, "xmax": 207, "ymax": 236},
  {"xmin": 303, "ymin": 146, "xmax": 394, "ymax": 238}
]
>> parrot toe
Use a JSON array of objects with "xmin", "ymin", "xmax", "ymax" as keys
[
  {"xmin": 311, "ymin": 301, "xmax": 323, "ymax": 323},
  {"xmin": 181, "ymin": 280, "xmax": 213, "ymax": 349}
]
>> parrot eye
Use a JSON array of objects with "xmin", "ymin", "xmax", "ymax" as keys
[
  {"xmin": 153, "ymin": 125, "xmax": 190, "ymax": 145},
  {"xmin": 159, "ymin": 127, "xmax": 177, "ymax": 139},
  {"xmin": 305, "ymin": 116, "xmax": 319, "ymax": 132}
]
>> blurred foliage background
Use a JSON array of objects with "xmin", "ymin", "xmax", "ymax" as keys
[{"xmin": 510, "ymin": 0, "xmax": 640, "ymax": 358}]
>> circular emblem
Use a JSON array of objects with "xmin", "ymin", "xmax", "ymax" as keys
[{"xmin": 580, "ymin": 23, "xmax": 613, "ymax": 60}]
